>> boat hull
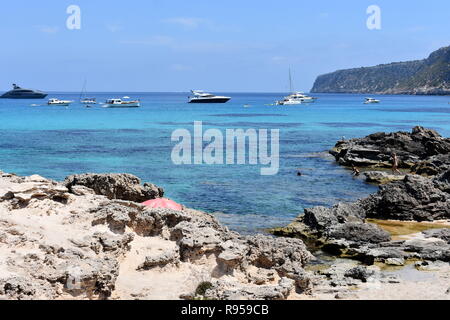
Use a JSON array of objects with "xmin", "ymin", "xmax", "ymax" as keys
[
  {"xmin": 103, "ymin": 103, "xmax": 140, "ymax": 108},
  {"xmin": 189, "ymin": 98, "xmax": 231, "ymax": 103},
  {"xmin": 0, "ymin": 93, "xmax": 48, "ymax": 99}
]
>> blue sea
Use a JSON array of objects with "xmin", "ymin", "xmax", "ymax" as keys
[{"xmin": 1, "ymin": 92, "xmax": 449, "ymax": 233}]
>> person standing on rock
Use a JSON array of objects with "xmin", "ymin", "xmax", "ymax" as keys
[{"xmin": 391, "ymin": 153, "xmax": 401, "ymax": 175}]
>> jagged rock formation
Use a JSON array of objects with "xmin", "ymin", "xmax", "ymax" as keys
[
  {"xmin": 330, "ymin": 126, "xmax": 450, "ymax": 176},
  {"xmin": 311, "ymin": 45, "xmax": 450, "ymax": 95},
  {"xmin": 362, "ymin": 173, "xmax": 450, "ymax": 221},
  {"xmin": 0, "ymin": 171, "xmax": 313, "ymax": 300},
  {"xmin": 64, "ymin": 173, "xmax": 164, "ymax": 202}
]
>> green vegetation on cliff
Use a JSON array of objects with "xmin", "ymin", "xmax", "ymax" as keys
[{"xmin": 311, "ymin": 46, "xmax": 450, "ymax": 95}]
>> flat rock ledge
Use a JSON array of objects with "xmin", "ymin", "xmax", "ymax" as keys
[
  {"xmin": 363, "ymin": 171, "xmax": 406, "ymax": 185},
  {"xmin": 0, "ymin": 171, "xmax": 313, "ymax": 300}
]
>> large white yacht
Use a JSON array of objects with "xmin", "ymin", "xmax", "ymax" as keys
[{"xmin": 188, "ymin": 90, "xmax": 231, "ymax": 103}]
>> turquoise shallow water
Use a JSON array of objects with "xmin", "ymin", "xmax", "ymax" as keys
[{"xmin": 1, "ymin": 92, "xmax": 449, "ymax": 233}]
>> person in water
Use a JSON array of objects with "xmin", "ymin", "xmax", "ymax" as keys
[
  {"xmin": 351, "ymin": 164, "xmax": 360, "ymax": 176},
  {"xmin": 391, "ymin": 152, "xmax": 401, "ymax": 175}
]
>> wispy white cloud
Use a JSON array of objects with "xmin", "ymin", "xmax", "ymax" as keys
[
  {"xmin": 170, "ymin": 64, "xmax": 193, "ymax": 71},
  {"xmin": 35, "ymin": 25, "xmax": 59, "ymax": 34},
  {"xmin": 270, "ymin": 56, "xmax": 306, "ymax": 65},
  {"xmin": 271, "ymin": 56, "xmax": 288, "ymax": 64},
  {"xmin": 407, "ymin": 26, "xmax": 426, "ymax": 32},
  {"xmin": 105, "ymin": 24, "xmax": 123, "ymax": 33},
  {"xmin": 120, "ymin": 34, "xmax": 266, "ymax": 54},
  {"xmin": 162, "ymin": 17, "xmax": 240, "ymax": 33},
  {"xmin": 163, "ymin": 17, "xmax": 206, "ymax": 29},
  {"xmin": 120, "ymin": 35, "xmax": 228, "ymax": 52},
  {"xmin": 121, "ymin": 35, "xmax": 175, "ymax": 46}
]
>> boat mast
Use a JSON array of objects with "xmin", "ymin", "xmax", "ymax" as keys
[
  {"xmin": 289, "ymin": 67, "xmax": 294, "ymax": 93},
  {"xmin": 79, "ymin": 79, "xmax": 87, "ymax": 101}
]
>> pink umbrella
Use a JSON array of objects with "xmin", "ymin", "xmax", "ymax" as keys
[{"xmin": 142, "ymin": 198, "xmax": 183, "ymax": 211}]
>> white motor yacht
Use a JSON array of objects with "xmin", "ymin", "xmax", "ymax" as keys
[
  {"xmin": 188, "ymin": 90, "xmax": 231, "ymax": 103},
  {"xmin": 103, "ymin": 97, "xmax": 140, "ymax": 108},
  {"xmin": 48, "ymin": 98, "xmax": 73, "ymax": 106},
  {"xmin": 276, "ymin": 92, "xmax": 317, "ymax": 105}
]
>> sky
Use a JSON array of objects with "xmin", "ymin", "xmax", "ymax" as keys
[{"xmin": 0, "ymin": 0, "xmax": 449, "ymax": 92}]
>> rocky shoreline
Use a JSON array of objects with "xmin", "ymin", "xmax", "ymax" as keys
[
  {"xmin": 271, "ymin": 127, "xmax": 450, "ymax": 299},
  {"xmin": 0, "ymin": 172, "xmax": 313, "ymax": 300}
]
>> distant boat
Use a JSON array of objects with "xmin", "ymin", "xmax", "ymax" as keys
[
  {"xmin": 103, "ymin": 97, "xmax": 140, "ymax": 108},
  {"xmin": 275, "ymin": 69, "xmax": 317, "ymax": 105},
  {"xmin": 48, "ymin": 98, "xmax": 73, "ymax": 106},
  {"xmin": 364, "ymin": 97, "xmax": 380, "ymax": 104},
  {"xmin": 79, "ymin": 79, "xmax": 97, "ymax": 104},
  {"xmin": 276, "ymin": 92, "xmax": 317, "ymax": 105},
  {"xmin": 81, "ymin": 98, "xmax": 97, "ymax": 104},
  {"xmin": 0, "ymin": 84, "xmax": 47, "ymax": 99},
  {"xmin": 188, "ymin": 90, "xmax": 231, "ymax": 103}
]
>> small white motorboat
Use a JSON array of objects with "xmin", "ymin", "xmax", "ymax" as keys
[
  {"xmin": 364, "ymin": 98, "xmax": 380, "ymax": 104},
  {"xmin": 48, "ymin": 98, "xmax": 73, "ymax": 106},
  {"xmin": 103, "ymin": 97, "xmax": 140, "ymax": 108}
]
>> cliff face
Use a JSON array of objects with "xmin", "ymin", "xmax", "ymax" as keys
[{"xmin": 311, "ymin": 46, "xmax": 450, "ymax": 95}]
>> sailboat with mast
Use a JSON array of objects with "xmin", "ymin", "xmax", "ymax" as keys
[
  {"xmin": 276, "ymin": 68, "xmax": 316, "ymax": 105},
  {"xmin": 79, "ymin": 80, "xmax": 97, "ymax": 105}
]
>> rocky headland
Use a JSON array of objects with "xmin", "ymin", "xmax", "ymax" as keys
[{"xmin": 311, "ymin": 45, "xmax": 450, "ymax": 95}]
